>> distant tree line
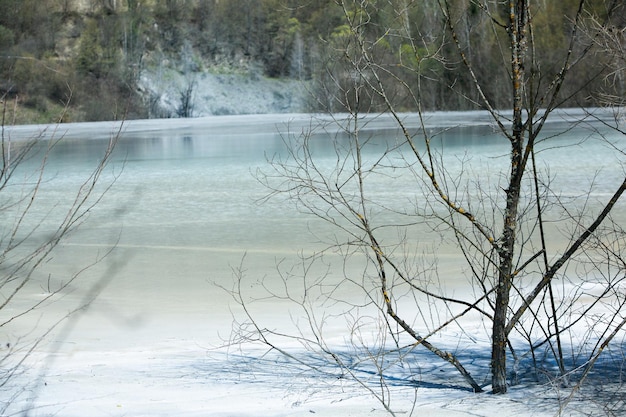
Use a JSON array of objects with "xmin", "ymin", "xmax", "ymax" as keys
[{"xmin": 0, "ymin": 0, "xmax": 623, "ymax": 122}]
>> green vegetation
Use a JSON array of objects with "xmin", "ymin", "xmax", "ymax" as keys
[{"xmin": 0, "ymin": 0, "xmax": 621, "ymax": 123}]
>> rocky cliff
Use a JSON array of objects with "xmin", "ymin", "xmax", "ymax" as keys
[{"xmin": 138, "ymin": 67, "xmax": 309, "ymax": 117}]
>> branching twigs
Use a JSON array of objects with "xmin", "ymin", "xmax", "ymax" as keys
[
  {"xmin": 361, "ymin": 213, "xmax": 483, "ymax": 392},
  {"xmin": 557, "ymin": 314, "xmax": 626, "ymax": 415},
  {"xmin": 337, "ymin": 2, "xmax": 500, "ymax": 260},
  {"xmin": 235, "ymin": 0, "xmax": 626, "ymax": 411},
  {"xmin": 0, "ymin": 96, "xmax": 122, "ymax": 409},
  {"xmin": 439, "ymin": 0, "xmax": 510, "ymax": 138},
  {"xmin": 227, "ymin": 255, "xmax": 401, "ymax": 416},
  {"xmin": 326, "ymin": 8, "xmax": 490, "ymax": 387},
  {"xmin": 530, "ymin": 145, "xmax": 567, "ymax": 382},
  {"xmin": 506, "ymin": 177, "xmax": 626, "ymax": 336},
  {"xmin": 344, "ymin": 108, "xmax": 483, "ymax": 390}
]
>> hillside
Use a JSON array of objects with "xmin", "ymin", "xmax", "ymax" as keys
[
  {"xmin": 0, "ymin": 0, "xmax": 621, "ymax": 124},
  {"xmin": 137, "ymin": 66, "xmax": 309, "ymax": 118}
]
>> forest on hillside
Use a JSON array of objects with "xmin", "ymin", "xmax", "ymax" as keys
[{"xmin": 0, "ymin": 0, "xmax": 623, "ymax": 123}]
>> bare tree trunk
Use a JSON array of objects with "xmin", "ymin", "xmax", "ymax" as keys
[{"xmin": 489, "ymin": 0, "xmax": 529, "ymax": 394}]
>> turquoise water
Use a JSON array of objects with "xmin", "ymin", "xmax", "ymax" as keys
[
  {"xmin": 7, "ymin": 110, "xmax": 623, "ymax": 259},
  {"xmin": 3, "ymin": 111, "xmax": 624, "ymax": 334}
]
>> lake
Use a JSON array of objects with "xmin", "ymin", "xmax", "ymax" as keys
[{"xmin": 3, "ymin": 109, "xmax": 625, "ymax": 353}]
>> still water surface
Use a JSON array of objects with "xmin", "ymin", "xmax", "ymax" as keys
[{"xmin": 6, "ymin": 110, "xmax": 625, "ymax": 348}]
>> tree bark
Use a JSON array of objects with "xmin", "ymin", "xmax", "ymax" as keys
[{"xmin": 491, "ymin": 0, "xmax": 528, "ymax": 394}]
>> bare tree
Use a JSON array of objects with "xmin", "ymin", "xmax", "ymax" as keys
[
  {"xmin": 229, "ymin": 0, "xmax": 626, "ymax": 412},
  {"xmin": 176, "ymin": 41, "xmax": 197, "ymax": 118},
  {"xmin": 177, "ymin": 77, "xmax": 196, "ymax": 118}
]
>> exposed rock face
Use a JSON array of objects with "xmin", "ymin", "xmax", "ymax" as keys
[
  {"xmin": 73, "ymin": 0, "xmax": 120, "ymax": 13},
  {"xmin": 138, "ymin": 67, "xmax": 311, "ymax": 117}
]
